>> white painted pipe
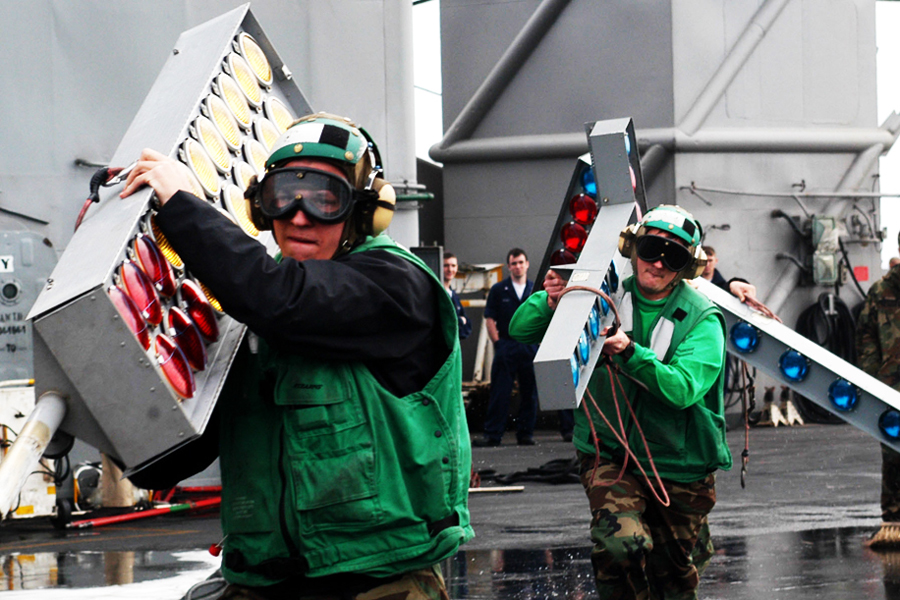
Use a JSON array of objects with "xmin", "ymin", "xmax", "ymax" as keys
[{"xmin": 0, "ymin": 392, "xmax": 66, "ymax": 519}]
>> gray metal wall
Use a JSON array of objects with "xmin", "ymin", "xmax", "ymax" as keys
[
  {"xmin": 438, "ymin": 0, "xmax": 884, "ymax": 327},
  {"xmin": 0, "ymin": 0, "xmax": 418, "ymax": 251}
]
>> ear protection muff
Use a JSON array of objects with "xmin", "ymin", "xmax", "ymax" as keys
[
  {"xmin": 245, "ymin": 175, "xmax": 271, "ymax": 231},
  {"xmin": 351, "ymin": 178, "xmax": 396, "ymax": 237},
  {"xmin": 687, "ymin": 246, "xmax": 707, "ymax": 280},
  {"xmin": 618, "ymin": 223, "xmax": 640, "ymax": 258}
]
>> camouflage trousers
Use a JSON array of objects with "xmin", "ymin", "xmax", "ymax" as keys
[
  {"xmin": 578, "ymin": 452, "xmax": 717, "ymax": 600},
  {"xmin": 882, "ymin": 444, "xmax": 900, "ymax": 522},
  {"xmin": 219, "ymin": 565, "xmax": 449, "ymax": 600}
]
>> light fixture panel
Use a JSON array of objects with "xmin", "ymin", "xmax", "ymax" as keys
[{"xmin": 28, "ymin": 6, "xmax": 312, "ymax": 470}]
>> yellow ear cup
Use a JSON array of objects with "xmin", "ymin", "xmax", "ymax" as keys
[
  {"xmin": 618, "ymin": 223, "xmax": 639, "ymax": 258},
  {"xmin": 688, "ymin": 247, "xmax": 707, "ymax": 280},
  {"xmin": 369, "ymin": 179, "xmax": 396, "ymax": 237}
]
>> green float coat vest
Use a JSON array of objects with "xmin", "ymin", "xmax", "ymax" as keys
[
  {"xmin": 576, "ymin": 278, "xmax": 732, "ymax": 482},
  {"xmin": 217, "ymin": 235, "xmax": 473, "ymax": 586}
]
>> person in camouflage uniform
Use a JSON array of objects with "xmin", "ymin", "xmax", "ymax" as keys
[
  {"xmin": 856, "ymin": 234, "xmax": 900, "ymax": 546},
  {"xmin": 510, "ymin": 206, "xmax": 731, "ymax": 600}
]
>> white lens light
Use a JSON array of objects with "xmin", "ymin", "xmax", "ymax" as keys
[
  {"xmin": 213, "ymin": 73, "xmax": 252, "ymax": 130},
  {"xmin": 223, "ymin": 52, "xmax": 263, "ymax": 109},
  {"xmin": 263, "ymin": 97, "xmax": 294, "ymax": 133},
  {"xmin": 235, "ymin": 32, "xmax": 273, "ymax": 87},
  {"xmin": 222, "ymin": 183, "xmax": 260, "ymax": 237},
  {"xmin": 201, "ymin": 94, "xmax": 242, "ymax": 151}
]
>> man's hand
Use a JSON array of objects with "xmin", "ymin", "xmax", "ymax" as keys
[
  {"xmin": 544, "ymin": 269, "xmax": 566, "ymax": 310},
  {"xmin": 601, "ymin": 326, "xmax": 630, "ymax": 356},
  {"xmin": 119, "ymin": 148, "xmax": 197, "ymax": 206},
  {"xmin": 729, "ymin": 280, "xmax": 781, "ymax": 322}
]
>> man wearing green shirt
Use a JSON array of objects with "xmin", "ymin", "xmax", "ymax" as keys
[{"xmin": 510, "ymin": 205, "xmax": 731, "ymax": 600}]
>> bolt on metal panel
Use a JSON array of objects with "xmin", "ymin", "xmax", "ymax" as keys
[{"xmin": 28, "ymin": 5, "xmax": 312, "ymax": 470}]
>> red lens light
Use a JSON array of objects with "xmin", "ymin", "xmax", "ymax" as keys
[
  {"xmin": 181, "ymin": 280, "xmax": 220, "ymax": 343},
  {"xmin": 133, "ymin": 234, "xmax": 177, "ymax": 298},
  {"xmin": 569, "ymin": 194, "xmax": 598, "ymax": 225},
  {"xmin": 119, "ymin": 260, "xmax": 163, "ymax": 326},
  {"xmin": 108, "ymin": 286, "xmax": 151, "ymax": 350},
  {"xmin": 629, "ymin": 165, "xmax": 637, "ymax": 190},
  {"xmin": 550, "ymin": 249, "xmax": 578, "ymax": 266},
  {"xmin": 155, "ymin": 334, "xmax": 196, "ymax": 399},
  {"xmin": 168, "ymin": 307, "xmax": 208, "ymax": 371},
  {"xmin": 560, "ymin": 222, "xmax": 587, "ymax": 253}
]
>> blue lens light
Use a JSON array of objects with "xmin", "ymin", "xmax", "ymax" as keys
[
  {"xmin": 580, "ymin": 167, "xmax": 597, "ymax": 197},
  {"xmin": 828, "ymin": 379, "xmax": 857, "ymax": 412},
  {"xmin": 778, "ymin": 350, "xmax": 809, "ymax": 382},
  {"xmin": 607, "ymin": 261, "xmax": 619, "ymax": 293},
  {"xmin": 624, "ymin": 134, "xmax": 632, "ymax": 156},
  {"xmin": 578, "ymin": 330, "xmax": 590, "ymax": 364},
  {"xmin": 729, "ymin": 322, "xmax": 759, "ymax": 354},
  {"xmin": 588, "ymin": 304, "xmax": 600, "ymax": 339},
  {"xmin": 570, "ymin": 355, "xmax": 580, "ymax": 387},
  {"xmin": 600, "ymin": 281, "xmax": 610, "ymax": 316},
  {"xmin": 880, "ymin": 410, "xmax": 900, "ymax": 440}
]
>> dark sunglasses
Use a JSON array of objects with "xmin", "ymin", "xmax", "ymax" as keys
[{"xmin": 635, "ymin": 234, "xmax": 692, "ymax": 272}]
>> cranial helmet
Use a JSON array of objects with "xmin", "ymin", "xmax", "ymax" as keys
[
  {"xmin": 618, "ymin": 204, "xmax": 708, "ymax": 284},
  {"xmin": 246, "ymin": 112, "xmax": 396, "ymax": 248}
]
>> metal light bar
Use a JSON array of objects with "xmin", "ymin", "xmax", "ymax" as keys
[
  {"xmin": 27, "ymin": 6, "xmax": 312, "ymax": 470},
  {"xmin": 534, "ymin": 118, "xmax": 648, "ymax": 410},
  {"xmin": 695, "ymin": 278, "xmax": 900, "ymax": 453}
]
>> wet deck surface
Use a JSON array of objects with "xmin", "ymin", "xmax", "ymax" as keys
[{"xmin": 1, "ymin": 423, "xmax": 897, "ymax": 599}]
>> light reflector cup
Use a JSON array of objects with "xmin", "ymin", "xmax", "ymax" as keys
[
  {"xmin": 222, "ymin": 183, "xmax": 260, "ymax": 237},
  {"xmin": 168, "ymin": 307, "xmax": 208, "ymax": 372},
  {"xmin": 235, "ymin": 32, "xmax": 273, "ymax": 87},
  {"xmin": 580, "ymin": 167, "xmax": 597, "ymax": 197},
  {"xmin": 108, "ymin": 286, "xmax": 151, "ymax": 350},
  {"xmin": 778, "ymin": 349, "xmax": 809, "ymax": 382},
  {"xmin": 569, "ymin": 194, "xmax": 598, "ymax": 225},
  {"xmin": 214, "ymin": 73, "xmax": 252, "ymax": 130},
  {"xmin": 202, "ymin": 94, "xmax": 242, "ymax": 152},
  {"xmin": 729, "ymin": 322, "xmax": 759, "ymax": 354},
  {"xmin": 264, "ymin": 97, "xmax": 294, "ymax": 133},
  {"xmin": 155, "ymin": 334, "xmax": 196, "ymax": 399},
  {"xmin": 828, "ymin": 379, "xmax": 857, "ymax": 412},
  {"xmin": 180, "ymin": 138, "xmax": 221, "ymax": 197},
  {"xmin": 181, "ymin": 279, "xmax": 221, "ymax": 342},
  {"xmin": 232, "ymin": 160, "xmax": 258, "ymax": 191},
  {"xmin": 881, "ymin": 410, "xmax": 900, "ymax": 440},
  {"xmin": 191, "ymin": 115, "xmax": 232, "ymax": 174},
  {"xmin": 253, "ymin": 117, "xmax": 281, "ymax": 152},
  {"xmin": 578, "ymin": 330, "xmax": 590, "ymax": 364},
  {"xmin": 224, "ymin": 52, "xmax": 263, "ymax": 108},
  {"xmin": 561, "ymin": 222, "xmax": 587, "ymax": 253},
  {"xmin": 144, "ymin": 213, "xmax": 184, "ymax": 269},
  {"xmin": 242, "ymin": 138, "xmax": 269, "ymax": 176},
  {"xmin": 588, "ymin": 304, "xmax": 600, "ymax": 339},
  {"xmin": 550, "ymin": 249, "xmax": 577, "ymax": 266},
  {"xmin": 119, "ymin": 260, "xmax": 162, "ymax": 326},
  {"xmin": 132, "ymin": 234, "xmax": 177, "ymax": 298}
]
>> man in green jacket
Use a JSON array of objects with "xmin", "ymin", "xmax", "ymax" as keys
[
  {"xmin": 510, "ymin": 205, "xmax": 731, "ymax": 600},
  {"xmin": 121, "ymin": 113, "xmax": 473, "ymax": 599}
]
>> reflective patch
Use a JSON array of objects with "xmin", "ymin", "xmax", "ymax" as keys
[
  {"xmin": 650, "ymin": 318, "xmax": 675, "ymax": 360},
  {"xmin": 618, "ymin": 292, "xmax": 633, "ymax": 333}
]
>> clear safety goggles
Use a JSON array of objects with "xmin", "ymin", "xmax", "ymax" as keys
[
  {"xmin": 635, "ymin": 234, "xmax": 692, "ymax": 272},
  {"xmin": 257, "ymin": 167, "xmax": 356, "ymax": 224}
]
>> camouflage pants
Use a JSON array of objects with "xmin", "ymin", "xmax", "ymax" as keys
[
  {"xmin": 219, "ymin": 565, "xmax": 449, "ymax": 600},
  {"xmin": 882, "ymin": 444, "xmax": 900, "ymax": 522},
  {"xmin": 578, "ymin": 453, "xmax": 716, "ymax": 600}
]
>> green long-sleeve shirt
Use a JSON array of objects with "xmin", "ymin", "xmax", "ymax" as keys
[{"xmin": 510, "ymin": 277, "xmax": 731, "ymax": 482}]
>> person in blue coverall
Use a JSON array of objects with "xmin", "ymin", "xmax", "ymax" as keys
[
  {"xmin": 473, "ymin": 249, "xmax": 574, "ymax": 446},
  {"xmin": 443, "ymin": 252, "xmax": 472, "ymax": 340}
]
